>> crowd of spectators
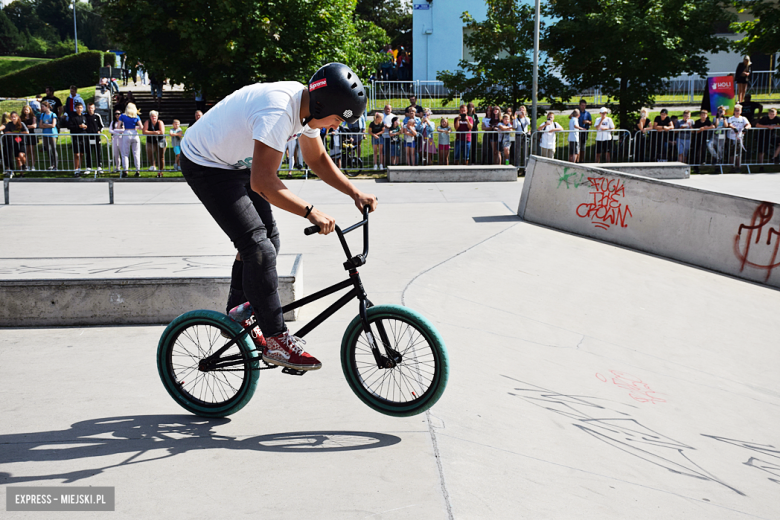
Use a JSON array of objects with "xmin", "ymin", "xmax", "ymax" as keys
[
  {"xmin": 0, "ymin": 82, "xmax": 194, "ymax": 178},
  {"xmin": 377, "ymin": 44, "xmax": 412, "ymax": 81}
]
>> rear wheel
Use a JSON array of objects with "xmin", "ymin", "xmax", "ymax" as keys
[
  {"xmin": 157, "ymin": 310, "xmax": 260, "ymax": 417},
  {"xmin": 341, "ymin": 305, "xmax": 449, "ymax": 417}
]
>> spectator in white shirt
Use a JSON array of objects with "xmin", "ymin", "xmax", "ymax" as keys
[
  {"xmin": 594, "ymin": 107, "xmax": 615, "ymax": 163},
  {"xmin": 568, "ymin": 109, "xmax": 583, "ymax": 162},
  {"xmin": 537, "ymin": 111, "xmax": 563, "ymax": 158},
  {"xmin": 727, "ymin": 104, "xmax": 751, "ymax": 173}
]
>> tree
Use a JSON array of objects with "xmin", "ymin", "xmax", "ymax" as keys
[
  {"xmin": 100, "ymin": 0, "xmax": 387, "ymax": 100},
  {"xmin": 731, "ymin": 0, "xmax": 780, "ymax": 69},
  {"xmin": 436, "ymin": 0, "xmax": 572, "ymax": 112},
  {"xmin": 355, "ymin": 0, "xmax": 412, "ymax": 50},
  {"xmin": 546, "ymin": 0, "xmax": 734, "ymax": 129},
  {"xmin": 0, "ymin": 10, "xmax": 24, "ymax": 54}
]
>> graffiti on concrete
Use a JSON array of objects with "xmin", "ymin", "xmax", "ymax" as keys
[
  {"xmin": 734, "ymin": 202, "xmax": 780, "ymax": 282},
  {"xmin": 504, "ymin": 376, "xmax": 745, "ymax": 496},
  {"xmin": 596, "ymin": 370, "xmax": 666, "ymax": 404},
  {"xmin": 557, "ymin": 167, "xmax": 589, "ymax": 189},
  {"xmin": 575, "ymin": 177, "xmax": 633, "ymax": 230}
]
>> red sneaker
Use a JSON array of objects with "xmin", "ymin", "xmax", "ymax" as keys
[
  {"xmin": 227, "ymin": 303, "xmax": 266, "ymax": 351},
  {"xmin": 263, "ymin": 331, "xmax": 321, "ymax": 371}
]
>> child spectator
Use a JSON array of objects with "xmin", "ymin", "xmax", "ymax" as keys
[
  {"xmin": 389, "ymin": 117, "xmax": 401, "ymax": 165},
  {"xmin": 594, "ymin": 107, "xmax": 615, "ymax": 163},
  {"xmin": 537, "ymin": 111, "xmax": 563, "ymax": 158},
  {"xmin": 68, "ymin": 103, "xmax": 87, "ymax": 176},
  {"xmin": 708, "ymin": 106, "xmax": 728, "ymax": 164},
  {"xmin": 84, "ymin": 103, "xmax": 105, "ymax": 175},
  {"xmin": 653, "ymin": 108, "xmax": 674, "ymax": 161},
  {"xmin": 437, "ymin": 117, "xmax": 452, "ymax": 165},
  {"xmin": 497, "ymin": 113, "xmax": 513, "ymax": 165},
  {"xmin": 20, "ymin": 105, "xmax": 36, "ymax": 170},
  {"xmin": 568, "ymin": 109, "xmax": 583, "ymax": 163},
  {"xmin": 4, "ymin": 111, "xmax": 29, "ymax": 175},
  {"xmin": 39, "ymin": 101, "xmax": 58, "ymax": 171},
  {"xmin": 403, "ymin": 118, "xmax": 418, "ymax": 165},
  {"xmin": 741, "ymin": 94, "xmax": 763, "ymax": 126},
  {"xmin": 421, "ymin": 109, "xmax": 435, "ymax": 165},
  {"xmin": 453, "ymin": 104, "xmax": 474, "ymax": 165},
  {"xmin": 691, "ymin": 109, "xmax": 713, "ymax": 172},
  {"xmin": 109, "ymin": 110, "xmax": 124, "ymax": 173},
  {"xmin": 368, "ymin": 112, "xmax": 385, "ymax": 170},
  {"xmin": 727, "ymin": 104, "xmax": 751, "ymax": 173},
  {"xmin": 677, "ymin": 111, "xmax": 693, "ymax": 163},
  {"xmin": 170, "ymin": 119, "xmax": 184, "ymax": 171}
]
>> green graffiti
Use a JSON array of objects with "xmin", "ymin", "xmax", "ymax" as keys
[
  {"xmin": 557, "ymin": 167, "xmax": 577, "ymax": 188},
  {"xmin": 558, "ymin": 167, "xmax": 591, "ymax": 189}
]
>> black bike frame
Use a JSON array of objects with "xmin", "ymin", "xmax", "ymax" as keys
[{"xmin": 201, "ymin": 207, "xmax": 397, "ymax": 371}]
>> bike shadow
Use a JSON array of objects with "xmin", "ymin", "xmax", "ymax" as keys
[{"xmin": 0, "ymin": 414, "xmax": 402, "ymax": 484}]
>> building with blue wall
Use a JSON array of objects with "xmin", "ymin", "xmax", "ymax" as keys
[{"xmin": 411, "ymin": 0, "xmax": 487, "ymax": 82}]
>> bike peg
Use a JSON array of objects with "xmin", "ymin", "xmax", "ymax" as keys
[{"xmin": 304, "ymin": 225, "xmax": 321, "ymax": 236}]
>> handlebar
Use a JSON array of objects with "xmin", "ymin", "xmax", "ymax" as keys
[{"xmin": 304, "ymin": 206, "xmax": 371, "ymax": 269}]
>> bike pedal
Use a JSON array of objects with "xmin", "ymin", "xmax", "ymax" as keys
[{"xmin": 281, "ymin": 367, "xmax": 307, "ymax": 376}]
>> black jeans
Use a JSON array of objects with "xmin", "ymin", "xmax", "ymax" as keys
[{"xmin": 181, "ymin": 154, "xmax": 284, "ymax": 336}]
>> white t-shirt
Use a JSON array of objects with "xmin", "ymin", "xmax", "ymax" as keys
[
  {"xmin": 568, "ymin": 118, "xmax": 580, "ymax": 142},
  {"xmin": 540, "ymin": 121, "xmax": 562, "ymax": 149},
  {"xmin": 727, "ymin": 116, "xmax": 749, "ymax": 140},
  {"xmin": 382, "ymin": 112, "xmax": 394, "ymax": 137},
  {"xmin": 595, "ymin": 116, "xmax": 615, "ymax": 141},
  {"xmin": 180, "ymin": 81, "xmax": 319, "ymax": 170}
]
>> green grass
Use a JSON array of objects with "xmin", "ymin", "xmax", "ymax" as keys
[{"xmin": 0, "ymin": 56, "xmax": 50, "ymax": 77}]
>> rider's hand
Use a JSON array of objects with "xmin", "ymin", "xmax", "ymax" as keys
[
  {"xmin": 354, "ymin": 191, "xmax": 378, "ymax": 213},
  {"xmin": 307, "ymin": 207, "xmax": 336, "ymax": 235}
]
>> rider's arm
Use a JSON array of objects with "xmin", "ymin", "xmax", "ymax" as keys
[
  {"xmin": 298, "ymin": 134, "xmax": 377, "ymax": 213},
  {"xmin": 249, "ymin": 139, "xmax": 337, "ymax": 234}
]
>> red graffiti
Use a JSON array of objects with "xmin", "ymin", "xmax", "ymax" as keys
[
  {"xmin": 596, "ymin": 370, "xmax": 666, "ymax": 404},
  {"xmin": 576, "ymin": 177, "xmax": 633, "ymax": 230},
  {"xmin": 733, "ymin": 202, "xmax": 780, "ymax": 282}
]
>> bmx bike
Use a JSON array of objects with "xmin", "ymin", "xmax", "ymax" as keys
[{"xmin": 156, "ymin": 206, "xmax": 449, "ymax": 418}]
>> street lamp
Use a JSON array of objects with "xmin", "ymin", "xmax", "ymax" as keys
[{"xmin": 70, "ymin": 0, "xmax": 78, "ymax": 54}]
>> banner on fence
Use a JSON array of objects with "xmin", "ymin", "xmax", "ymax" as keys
[{"xmin": 706, "ymin": 75, "xmax": 735, "ymax": 117}]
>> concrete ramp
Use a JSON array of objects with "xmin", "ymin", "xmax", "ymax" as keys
[
  {"xmin": 518, "ymin": 156, "xmax": 780, "ymax": 289},
  {"xmin": 387, "ymin": 165, "xmax": 517, "ymax": 182},
  {"xmin": 0, "ymin": 254, "xmax": 302, "ymax": 327}
]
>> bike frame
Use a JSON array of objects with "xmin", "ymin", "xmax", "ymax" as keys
[{"xmin": 200, "ymin": 207, "xmax": 399, "ymax": 373}]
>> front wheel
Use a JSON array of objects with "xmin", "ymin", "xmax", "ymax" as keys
[
  {"xmin": 157, "ymin": 310, "xmax": 260, "ymax": 417},
  {"xmin": 341, "ymin": 305, "xmax": 449, "ymax": 417}
]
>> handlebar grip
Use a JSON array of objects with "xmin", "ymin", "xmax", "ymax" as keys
[{"xmin": 304, "ymin": 225, "xmax": 320, "ymax": 236}]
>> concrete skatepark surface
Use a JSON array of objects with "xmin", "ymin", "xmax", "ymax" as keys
[{"xmin": 1, "ymin": 177, "xmax": 779, "ymax": 519}]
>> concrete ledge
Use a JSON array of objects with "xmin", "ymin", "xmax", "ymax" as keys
[
  {"xmin": 602, "ymin": 162, "xmax": 690, "ymax": 179},
  {"xmin": 387, "ymin": 165, "xmax": 517, "ymax": 182},
  {"xmin": 0, "ymin": 254, "xmax": 302, "ymax": 327},
  {"xmin": 518, "ymin": 156, "xmax": 780, "ymax": 288}
]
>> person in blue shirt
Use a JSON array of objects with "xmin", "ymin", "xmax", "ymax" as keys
[
  {"xmin": 577, "ymin": 99, "xmax": 592, "ymax": 162},
  {"xmin": 38, "ymin": 101, "xmax": 58, "ymax": 170}
]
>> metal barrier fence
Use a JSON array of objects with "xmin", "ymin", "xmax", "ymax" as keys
[
  {"xmin": 528, "ymin": 129, "xmax": 633, "ymax": 165},
  {"xmin": 313, "ymin": 130, "xmax": 531, "ymax": 172},
  {"xmin": 0, "ymin": 132, "xmax": 111, "ymax": 176},
  {"xmin": 369, "ymin": 81, "xmax": 461, "ymax": 111},
  {"xmin": 635, "ymin": 127, "xmax": 780, "ymax": 172}
]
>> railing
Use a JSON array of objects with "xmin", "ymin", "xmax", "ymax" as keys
[
  {"xmin": 635, "ymin": 127, "xmax": 780, "ymax": 172},
  {"xmin": 369, "ymin": 81, "xmax": 460, "ymax": 111},
  {"xmin": 528, "ymin": 129, "xmax": 633, "ymax": 165}
]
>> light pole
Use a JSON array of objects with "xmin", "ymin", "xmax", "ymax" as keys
[
  {"xmin": 531, "ymin": 0, "xmax": 540, "ymax": 130},
  {"xmin": 70, "ymin": 1, "xmax": 78, "ymax": 54}
]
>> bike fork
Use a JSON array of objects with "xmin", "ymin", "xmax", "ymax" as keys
[{"xmin": 359, "ymin": 298, "xmax": 402, "ymax": 369}]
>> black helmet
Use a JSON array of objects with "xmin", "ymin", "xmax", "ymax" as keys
[{"xmin": 306, "ymin": 63, "xmax": 366, "ymax": 125}]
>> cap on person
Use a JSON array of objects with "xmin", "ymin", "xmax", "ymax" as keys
[
  {"xmin": 306, "ymin": 62, "xmax": 366, "ymax": 125},
  {"xmin": 599, "ymin": 107, "xmax": 608, "ymax": 113}
]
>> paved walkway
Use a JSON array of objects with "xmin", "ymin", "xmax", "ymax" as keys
[{"xmin": 1, "ymin": 177, "xmax": 778, "ymax": 519}]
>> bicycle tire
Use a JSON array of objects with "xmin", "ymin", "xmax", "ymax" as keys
[
  {"xmin": 341, "ymin": 304, "xmax": 449, "ymax": 417},
  {"xmin": 157, "ymin": 310, "xmax": 260, "ymax": 417}
]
